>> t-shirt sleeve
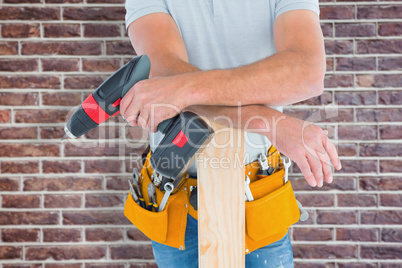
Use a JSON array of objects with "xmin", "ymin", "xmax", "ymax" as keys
[
  {"xmin": 125, "ymin": 0, "xmax": 169, "ymax": 30},
  {"xmin": 274, "ymin": 0, "xmax": 320, "ymax": 20}
]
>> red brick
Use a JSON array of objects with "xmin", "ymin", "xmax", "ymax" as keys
[
  {"xmin": 379, "ymin": 57, "xmax": 402, "ymax": 71},
  {"xmin": 63, "ymin": 7, "xmax": 125, "ymax": 20},
  {"xmin": 0, "ymin": 144, "xmax": 59, "ymax": 157},
  {"xmin": 338, "ymin": 125, "xmax": 377, "ymax": 140},
  {"xmin": 283, "ymin": 107, "xmax": 354, "ymax": 122},
  {"xmin": 321, "ymin": 23, "xmax": 332, "ymax": 37},
  {"xmin": 317, "ymin": 210, "xmax": 357, "ymax": 224},
  {"xmin": 381, "ymin": 228, "xmax": 402, "ymax": 242},
  {"xmin": 362, "ymin": 210, "xmax": 402, "ymax": 225},
  {"xmin": 4, "ymin": 0, "xmax": 40, "ymax": 3},
  {"xmin": 42, "ymin": 92, "xmax": 82, "ymax": 106},
  {"xmin": 42, "ymin": 59, "xmax": 79, "ymax": 72},
  {"xmin": 40, "ymin": 127, "xmax": 65, "ymax": 139},
  {"xmin": 22, "ymin": 42, "xmax": 101, "ymax": 56},
  {"xmin": 380, "ymin": 194, "xmax": 402, "ymax": 207},
  {"xmin": 126, "ymin": 228, "xmax": 150, "ymax": 241},
  {"xmin": 335, "ymin": 91, "xmax": 376, "ymax": 105},
  {"xmin": 85, "ymin": 160, "xmax": 122, "ymax": 173},
  {"xmin": 380, "ymin": 125, "xmax": 402, "ymax": 140},
  {"xmin": 335, "ymin": 24, "xmax": 375, "ymax": 37},
  {"xmin": 338, "ymin": 160, "xmax": 377, "ymax": 173},
  {"xmin": 0, "ymin": 7, "xmax": 60, "ymax": 20},
  {"xmin": 361, "ymin": 143, "xmax": 402, "ymax": 157},
  {"xmin": 378, "ymin": 22, "xmax": 402, "ymax": 36},
  {"xmin": 294, "ymin": 92, "xmax": 332, "ymax": 106},
  {"xmin": 82, "ymin": 58, "xmax": 121, "ymax": 72},
  {"xmin": 380, "ymin": 160, "xmax": 402, "ymax": 173},
  {"xmin": 42, "ymin": 160, "xmax": 81, "ymax": 173},
  {"xmin": 338, "ymin": 194, "xmax": 377, "ymax": 207},
  {"xmin": 2, "ymin": 229, "xmax": 39, "ymax": 242},
  {"xmin": 295, "ymin": 194, "xmax": 334, "ymax": 207},
  {"xmin": 358, "ymin": 6, "xmax": 402, "ymax": 19},
  {"xmin": 360, "ymin": 177, "xmax": 402, "ymax": 191},
  {"xmin": 357, "ymin": 40, "xmax": 402, "ymax": 54},
  {"xmin": 0, "ymin": 178, "xmax": 20, "ymax": 191},
  {"xmin": 85, "ymin": 125, "xmax": 121, "ymax": 139},
  {"xmin": 0, "ymin": 42, "xmax": 18, "ymax": 55},
  {"xmin": 84, "ymin": 24, "xmax": 121, "ymax": 37},
  {"xmin": 2, "ymin": 195, "xmax": 40, "ymax": 208},
  {"xmin": 125, "ymin": 158, "xmax": 144, "ymax": 173},
  {"xmin": 0, "ymin": 246, "xmax": 22, "ymax": 260},
  {"xmin": 336, "ymin": 228, "xmax": 378, "ymax": 242},
  {"xmin": 43, "ymin": 24, "xmax": 80, "ymax": 38},
  {"xmin": 379, "ymin": 264, "xmax": 402, "ymax": 268},
  {"xmin": 24, "ymin": 177, "xmax": 102, "ymax": 191},
  {"xmin": 45, "ymin": 264, "xmax": 82, "ymax": 268},
  {"xmin": 291, "ymin": 177, "xmax": 356, "ymax": 191},
  {"xmin": 357, "ymin": 74, "xmax": 402, "ymax": 88},
  {"xmin": 0, "ymin": 93, "xmax": 39, "ymax": 106},
  {"xmin": 15, "ymin": 109, "xmax": 67, "ymax": 123},
  {"xmin": 0, "ymin": 212, "xmax": 59, "ymax": 225},
  {"xmin": 324, "ymin": 74, "xmax": 353, "ymax": 88},
  {"xmin": 44, "ymin": 194, "xmax": 82, "ymax": 208},
  {"xmin": 379, "ymin": 91, "xmax": 402, "ymax": 105},
  {"xmin": 320, "ymin": 6, "xmax": 355, "ymax": 20},
  {"xmin": 106, "ymin": 41, "xmax": 136, "ymax": 55},
  {"xmin": 0, "ymin": 76, "xmax": 60, "ymax": 89},
  {"xmin": 336, "ymin": 58, "xmax": 376, "ymax": 71},
  {"xmin": 0, "ymin": 160, "xmax": 37, "ymax": 174},
  {"xmin": 46, "ymin": 0, "xmax": 83, "ymax": 3},
  {"xmin": 326, "ymin": 58, "xmax": 334, "ymax": 72},
  {"xmin": 85, "ymin": 194, "xmax": 124, "ymax": 208},
  {"xmin": 106, "ymin": 176, "xmax": 131, "ymax": 190},
  {"xmin": 64, "ymin": 75, "xmax": 106, "ymax": 89},
  {"xmin": 43, "ymin": 228, "xmax": 82, "ymax": 242},
  {"xmin": 26, "ymin": 246, "xmax": 105, "ymax": 260},
  {"xmin": 3, "ymin": 264, "xmax": 43, "ymax": 268},
  {"xmin": 0, "ymin": 59, "xmax": 38, "ymax": 72},
  {"xmin": 63, "ymin": 211, "xmax": 130, "ymax": 225},
  {"xmin": 0, "ymin": 110, "xmax": 11, "ymax": 123},
  {"xmin": 65, "ymin": 142, "xmax": 146, "ymax": 157},
  {"xmin": 356, "ymin": 109, "xmax": 402, "ymax": 122},
  {"xmin": 110, "ymin": 245, "xmax": 154, "ymax": 260},
  {"xmin": 0, "ymin": 127, "xmax": 37, "ymax": 139},
  {"xmin": 294, "ymin": 264, "xmax": 334, "ymax": 268},
  {"xmin": 293, "ymin": 244, "xmax": 357, "ymax": 259},
  {"xmin": 293, "ymin": 228, "xmax": 333, "ymax": 241},
  {"xmin": 1, "ymin": 24, "xmax": 40, "ymax": 38},
  {"xmin": 85, "ymin": 228, "xmax": 123, "ymax": 241},
  {"xmin": 361, "ymin": 245, "xmax": 402, "ymax": 259},
  {"xmin": 338, "ymin": 143, "xmax": 356, "ymax": 157}
]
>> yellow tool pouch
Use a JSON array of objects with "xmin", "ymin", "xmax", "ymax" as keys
[{"xmin": 124, "ymin": 146, "xmax": 300, "ymax": 253}]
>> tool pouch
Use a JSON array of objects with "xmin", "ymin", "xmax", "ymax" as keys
[
  {"xmin": 124, "ymin": 151, "xmax": 189, "ymax": 248},
  {"xmin": 243, "ymin": 148, "xmax": 300, "ymax": 253}
]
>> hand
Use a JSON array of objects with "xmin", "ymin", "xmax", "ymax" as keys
[
  {"xmin": 270, "ymin": 115, "xmax": 342, "ymax": 187},
  {"xmin": 120, "ymin": 75, "xmax": 189, "ymax": 132}
]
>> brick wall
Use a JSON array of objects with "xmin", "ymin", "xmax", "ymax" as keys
[{"xmin": 0, "ymin": 0, "xmax": 401, "ymax": 266}]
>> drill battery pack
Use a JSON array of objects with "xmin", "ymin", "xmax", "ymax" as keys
[{"xmin": 150, "ymin": 111, "xmax": 214, "ymax": 191}]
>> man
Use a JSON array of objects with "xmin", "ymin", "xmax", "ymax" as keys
[{"xmin": 121, "ymin": 0, "xmax": 341, "ymax": 267}]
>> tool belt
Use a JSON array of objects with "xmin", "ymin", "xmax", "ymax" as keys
[{"xmin": 124, "ymin": 145, "xmax": 300, "ymax": 254}]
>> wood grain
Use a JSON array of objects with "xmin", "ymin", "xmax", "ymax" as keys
[{"xmin": 198, "ymin": 120, "xmax": 245, "ymax": 267}]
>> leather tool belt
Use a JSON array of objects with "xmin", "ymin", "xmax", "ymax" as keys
[{"xmin": 124, "ymin": 145, "xmax": 300, "ymax": 253}]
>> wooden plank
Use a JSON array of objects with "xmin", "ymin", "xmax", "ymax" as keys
[{"xmin": 197, "ymin": 120, "xmax": 245, "ymax": 267}]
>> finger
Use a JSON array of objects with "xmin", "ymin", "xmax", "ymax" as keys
[
  {"xmin": 137, "ymin": 108, "xmax": 149, "ymax": 130},
  {"xmin": 317, "ymin": 150, "xmax": 333, "ymax": 184},
  {"xmin": 120, "ymin": 86, "xmax": 136, "ymax": 117},
  {"xmin": 125, "ymin": 102, "xmax": 141, "ymax": 125},
  {"xmin": 296, "ymin": 157, "xmax": 317, "ymax": 187},
  {"xmin": 306, "ymin": 153, "xmax": 324, "ymax": 187},
  {"xmin": 322, "ymin": 136, "xmax": 342, "ymax": 170}
]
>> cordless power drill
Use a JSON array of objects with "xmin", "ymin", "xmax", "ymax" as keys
[{"xmin": 62, "ymin": 55, "xmax": 214, "ymax": 189}]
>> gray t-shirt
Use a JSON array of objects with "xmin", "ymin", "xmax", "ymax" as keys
[{"xmin": 125, "ymin": 0, "xmax": 320, "ymax": 177}]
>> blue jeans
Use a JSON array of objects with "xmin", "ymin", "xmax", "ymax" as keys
[{"xmin": 152, "ymin": 214, "xmax": 294, "ymax": 268}]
